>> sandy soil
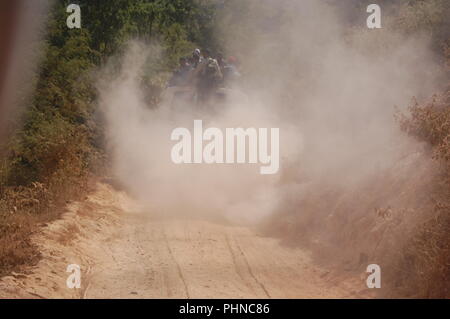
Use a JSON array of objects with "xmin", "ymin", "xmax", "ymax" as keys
[{"xmin": 0, "ymin": 183, "xmax": 370, "ymax": 298}]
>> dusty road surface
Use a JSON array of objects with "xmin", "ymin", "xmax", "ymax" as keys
[{"xmin": 0, "ymin": 183, "xmax": 368, "ymax": 298}]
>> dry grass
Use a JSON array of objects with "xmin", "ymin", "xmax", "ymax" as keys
[
  {"xmin": 390, "ymin": 88, "xmax": 450, "ymax": 298},
  {"xmin": 264, "ymin": 88, "xmax": 450, "ymax": 298},
  {"xmin": 0, "ymin": 173, "xmax": 94, "ymax": 277}
]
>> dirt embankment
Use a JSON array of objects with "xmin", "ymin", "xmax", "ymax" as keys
[
  {"xmin": 265, "ymin": 145, "xmax": 448, "ymax": 298},
  {"xmin": 0, "ymin": 183, "xmax": 126, "ymax": 298},
  {"xmin": 0, "ymin": 182, "xmax": 372, "ymax": 299}
]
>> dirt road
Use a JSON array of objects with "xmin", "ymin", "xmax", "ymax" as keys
[{"xmin": 0, "ymin": 183, "xmax": 367, "ymax": 298}]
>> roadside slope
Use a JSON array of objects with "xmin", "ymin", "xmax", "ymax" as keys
[{"xmin": 0, "ymin": 183, "xmax": 127, "ymax": 298}]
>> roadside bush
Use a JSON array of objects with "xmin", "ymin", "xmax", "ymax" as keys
[{"xmin": 392, "ymin": 89, "xmax": 450, "ymax": 298}]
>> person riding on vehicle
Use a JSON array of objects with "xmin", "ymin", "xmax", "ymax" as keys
[
  {"xmin": 194, "ymin": 49, "xmax": 223, "ymax": 105},
  {"xmin": 168, "ymin": 57, "xmax": 192, "ymax": 87},
  {"xmin": 191, "ymin": 48, "xmax": 202, "ymax": 68},
  {"xmin": 222, "ymin": 56, "xmax": 241, "ymax": 87}
]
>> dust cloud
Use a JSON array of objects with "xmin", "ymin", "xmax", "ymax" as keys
[{"xmin": 98, "ymin": 0, "xmax": 444, "ymax": 224}]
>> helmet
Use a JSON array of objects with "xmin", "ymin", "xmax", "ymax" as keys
[{"xmin": 228, "ymin": 56, "xmax": 237, "ymax": 64}]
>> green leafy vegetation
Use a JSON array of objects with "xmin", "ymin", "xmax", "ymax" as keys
[{"xmin": 0, "ymin": 0, "xmax": 219, "ymax": 276}]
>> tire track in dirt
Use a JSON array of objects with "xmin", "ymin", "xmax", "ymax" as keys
[
  {"xmin": 224, "ymin": 234, "xmax": 269, "ymax": 298},
  {"xmin": 224, "ymin": 235, "xmax": 252, "ymax": 288},
  {"xmin": 162, "ymin": 227, "xmax": 190, "ymax": 299},
  {"xmin": 233, "ymin": 238, "xmax": 271, "ymax": 298}
]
